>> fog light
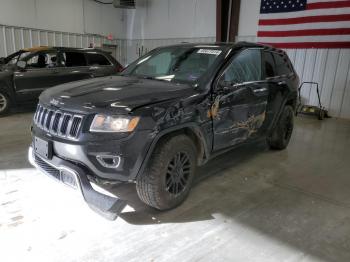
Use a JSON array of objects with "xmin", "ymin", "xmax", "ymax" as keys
[{"xmin": 96, "ymin": 155, "xmax": 121, "ymax": 168}]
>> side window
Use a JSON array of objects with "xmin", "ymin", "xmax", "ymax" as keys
[
  {"xmin": 264, "ymin": 52, "xmax": 276, "ymax": 78},
  {"xmin": 62, "ymin": 52, "xmax": 87, "ymax": 67},
  {"xmin": 222, "ymin": 49, "xmax": 262, "ymax": 84},
  {"xmin": 86, "ymin": 53, "xmax": 111, "ymax": 66},
  {"xmin": 26, "ymin": 52, "xmax": 58, "ymax": 69},
  {"xmin": 273, "ymin": 53, "xmax": 293, "ymax": 76}
]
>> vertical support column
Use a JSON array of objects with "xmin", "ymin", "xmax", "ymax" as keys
[
  {"xmin": 216, "ymin": 0, "xmax": 222, "ymax": 42},
  {"xmin": 216, "ymin": 0, "xmax": 241, "ymax": 42},
  {"xmin": 229, "ymin": 0, "xmax": 241, "ymax": 42}
]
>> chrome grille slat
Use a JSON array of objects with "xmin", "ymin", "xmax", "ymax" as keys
[
  {"xmin": 33, "ymin": 104, "xmax": 83, "ymax": 140},
  {"xmin": 38, "ymin": 106, "xmax": 44, "ymax": 125},
  {"xmin": 40, "ymin": 108, "xmax": 47, "ymax": 127},
  {"xmin": 45, "ymin": 110, "xmax": 54, "ymax": 130},
  {"xmin": 48, "ymin": 111, "xmax": 57, "ymax": 131}
]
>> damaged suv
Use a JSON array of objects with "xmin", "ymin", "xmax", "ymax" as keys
[{"xmin": 29, "ymin": 42, "xmax": 298, "ymax": 219}]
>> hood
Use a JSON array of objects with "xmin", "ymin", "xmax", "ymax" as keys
[{"xmin": 39, "ymin": 76, "xmax": 198, "ymax": 114}]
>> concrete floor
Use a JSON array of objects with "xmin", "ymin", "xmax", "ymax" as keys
[{"xmin": 1, "ymin": 110, "xmax": 350, "ymax": 262}]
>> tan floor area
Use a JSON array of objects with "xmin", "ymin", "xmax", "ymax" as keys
[{"xmin": 1, "ymin": 111, "xmax": 350, "ymax": 262}]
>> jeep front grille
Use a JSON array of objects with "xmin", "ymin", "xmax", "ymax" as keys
[{"xmin": 34, "ymin": 104, "xmax": 83, "ymax": 139}]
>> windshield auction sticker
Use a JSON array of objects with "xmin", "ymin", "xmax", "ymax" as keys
[{"xmin": 197, "ymin": 49, "xmax": 222, "ymax": 56}]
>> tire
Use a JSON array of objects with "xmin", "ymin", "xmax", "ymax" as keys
[
  {"xmin": 267, "ymin": 105, "xmax": 294, "ymax": 150},
  {"xmin": 0, "ymin": 91, "xmax": 10, "ymax": 116},
  {"xmin": 136, "ymin": 134, "xmax": 197, "ymax": 210}
]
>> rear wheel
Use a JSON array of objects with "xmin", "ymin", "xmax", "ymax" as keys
[
  {"xmin": 267, "ymin": 105, "xmax": 294, "ymax": 150},
  {"xmin": 0, "ymin": 91, "xmax": 10, "ymax": 116},
  {"xmin": 136, "ymin": 135, "xmax": 197, "ymax": 210}
]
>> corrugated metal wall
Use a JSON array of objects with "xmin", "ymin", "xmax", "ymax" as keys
[
  {"xmin": 0, "ymin": 24, "xmax": 128, "ymax": 66},
  {"xmin": 237, "ymin": 35, "xmax": 350, "ymax": 119},
  {"xmin": 1, "ymin": 24, "xmax": 348, "ymax": 119}
]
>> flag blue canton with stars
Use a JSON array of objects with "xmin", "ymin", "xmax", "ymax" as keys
[{"xmin": 260, "ymin": 0, "xmax": 307, "ymax": 13}]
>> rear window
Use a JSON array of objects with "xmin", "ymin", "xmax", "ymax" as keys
[
  {"xmin": 62, "ymin": 52, "xmax": 87, "ymax": 67},
  {"xmin": 86, "ymin": 53, "xmax": 111, "ymax": 66},
  {"xmin": 273, "ymin": 53, "xmax": 293, "ymax": 76}
]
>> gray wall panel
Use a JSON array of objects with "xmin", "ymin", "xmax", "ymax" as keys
[
  {"xmin": 31, "ymin": 30, "xmax": 39, "ymax": 47},
  {"xmin": 340, "ymin": 67, "xmax": 350, "ymax": 119}
]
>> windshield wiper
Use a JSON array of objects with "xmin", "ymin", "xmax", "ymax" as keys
[{"xmin": 138, "ymin": 75, "xmax": 169, "ymax": 82}]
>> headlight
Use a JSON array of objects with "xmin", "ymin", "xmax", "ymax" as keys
[{"xmin": 90, "ymin": 114, "xmax": 140, "ymax": 133}]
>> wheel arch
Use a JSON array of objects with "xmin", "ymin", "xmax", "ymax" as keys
[
  {"xmin": 268, "ymin": 91, "xmax": 297, "ymax": 136},
  {"xmin": 136, "ymin": 123, "xmax": 210, "ymax": 179},
  {"xmin": 0, "ymin": 82, "xmax": 16, "ymax": 106}
]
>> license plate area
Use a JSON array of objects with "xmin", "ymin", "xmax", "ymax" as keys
[{"xmin": 34, "ymin": 137, "xmax": 52, "ymax": 159}]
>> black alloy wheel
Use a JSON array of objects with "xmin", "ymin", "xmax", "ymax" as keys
[{"xmin": 166, "ymin": 152, "xmax": 191, "ymax": 196}]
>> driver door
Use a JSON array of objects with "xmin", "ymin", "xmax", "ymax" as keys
[
  {"xmin": 14, "ymin": 51, "xmax": 60, "ymax": 102},
  {"xmin": 212, "ymin": 48, "xmax": 269, "ymax": 151}
]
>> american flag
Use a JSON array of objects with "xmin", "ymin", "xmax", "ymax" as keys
[{"xmin": 258, "ymin": 0, "xmax": 350, "ymax": 48}]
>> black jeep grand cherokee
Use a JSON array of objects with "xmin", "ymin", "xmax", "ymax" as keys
[{"xmin": 29, "ymin": 42, "xmax": 298, "ymax": 219}]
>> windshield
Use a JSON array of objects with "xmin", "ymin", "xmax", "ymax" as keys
[
  {"xmin": 7, "ymin": 51, "xmax": 31, "ymax": 65},
  {"xmin": 122, "ymin": 46, "xmax": 224, "ymax": 84}
]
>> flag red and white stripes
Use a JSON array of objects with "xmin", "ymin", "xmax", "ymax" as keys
[{"xmin": 258, "ymin": 0, "xmax": 350, "ymax": 48}]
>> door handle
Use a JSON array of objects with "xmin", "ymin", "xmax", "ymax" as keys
[
  {"xmin": 252, "ymin": 88, "xmax": 268, "ymax": 93},
  {"xmin": 278, "ymin": 81, "xmax": 286, "ymax": 86}
]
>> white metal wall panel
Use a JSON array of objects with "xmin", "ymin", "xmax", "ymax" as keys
[
  {"xmin": 0, "ymin": 26, "xmax": 6, "ymax": 57},
  {"xmin": 31, "ymin": 30, "xmax": 39, "ymax": 47},
  {"xmin": 48, "ymin": 32, "xmax": 55, "ymax": 46},
  {"xmin": 0, "ymin": 23, "xmax": 123, "ymax": 68},
  {"xmin": 330, "ymin": 49, "xmax": 350, "ymax": 117},
  {"xmin": 340, "ymin": 69, "xmax": 350, "ymax": 119},
  {"xmin": 62, "ymin": 33, "xmax": 69, "ymax": 47},
  {"xmin": 23, "ymin": 29, "xmax": 31, "ymax": 48},
  {"xmin": 321, "ymin": 49, "xmax": 340, "ymax": 115},
  {"xmin": 5, "ymin": 28, "xmax": 14, "ymax": 54},
  {"xmin": 309, "ymin": 49, "xmax": 327, "ymax": 107}
]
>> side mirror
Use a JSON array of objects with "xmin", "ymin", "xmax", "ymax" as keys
[
  {"xmin": 218, "ymin": 79, "xmax": 236, "ymax": 93},
  {"xmin": 0, "ymin": 57, "xmax": 5, "ymax": 64},
  {"xmin": 16, "ymin": 60, "xmax": 27, "ymax": 70}
]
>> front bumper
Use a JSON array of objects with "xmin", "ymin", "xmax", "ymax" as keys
[
  {"xmin": 28, "ymin": 146, "xmax": 127, "ymax": 220},
  {"xmin": 31, "ymin": 125, "xmax": 153, "ymax": 182}
]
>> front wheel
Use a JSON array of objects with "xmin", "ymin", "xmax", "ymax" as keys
[
  {"xmin": 136, "ymin": 135, "xmax": 197, "ymax": 210},
  {"xmin": 267, "ymin": 105, "xmax": 294, "ymax": 150},
  {"xmin": 0, "ymin": 91, "xmax": 10, "ymax": 116}
]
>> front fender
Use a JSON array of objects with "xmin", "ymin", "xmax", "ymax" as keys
[{"xmin": 135, "ymin": 122, "xmax": 211, "ymax": 179}]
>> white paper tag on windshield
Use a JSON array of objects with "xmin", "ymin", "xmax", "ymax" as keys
[{"xmin": 197, "ymin": 49, "xmax": 222, "ymax": 56}]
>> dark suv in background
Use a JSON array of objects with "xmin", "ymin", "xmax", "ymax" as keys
[
  {"xmin": 0, "ymin": 47, "xmax": 123, "ymax": 115},
  {"xmin": 29, "ymin": 42, "xmax": 298, "ymax": 219}
]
